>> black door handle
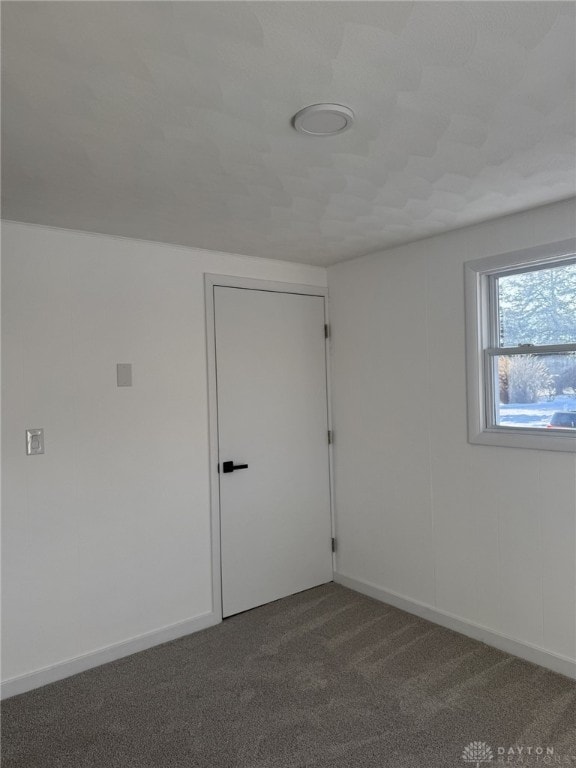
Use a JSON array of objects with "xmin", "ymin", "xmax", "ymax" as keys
[{"xmin": 222, "ymin": 461, "xmax": 249, "ymax": 474}]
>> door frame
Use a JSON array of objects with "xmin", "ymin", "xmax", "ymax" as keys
[{"xmin": 204, "ymin": 274, "xmax": 335, "ymax": 621}]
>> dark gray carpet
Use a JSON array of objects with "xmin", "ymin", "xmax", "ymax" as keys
[{"xmin": 2, "ymin": 583, "xmax": 575, "ymax": 767}]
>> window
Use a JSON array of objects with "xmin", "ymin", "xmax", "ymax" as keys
[{"xmin": 465, "ymin": 239, "xmax": 576, "ymax": 452}]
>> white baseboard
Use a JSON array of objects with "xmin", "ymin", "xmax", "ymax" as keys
[
  {"xmin": 334, "ymin": 572, "xmax": 576, "ymax": 680},
  {"xmin": 1, "ymin": 611, "xmax": 220, "ymax": 700}
]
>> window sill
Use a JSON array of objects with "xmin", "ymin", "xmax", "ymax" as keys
[{"xmin": 469, "ymin": 427, "xmax": 576, "ymax": 452}]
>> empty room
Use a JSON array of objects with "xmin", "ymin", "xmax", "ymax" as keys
[{"xmin": 1, "ymin": 1, "xmax": 575, "ymax": 766}]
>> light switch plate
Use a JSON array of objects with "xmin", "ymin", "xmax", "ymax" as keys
[
  {"xmin": 26, "ymin": 429, "xmax": 44, "ymax": 455},
  {"xmin": 117, "ymin": 363, "xmax": 132, "ymax": 387}
]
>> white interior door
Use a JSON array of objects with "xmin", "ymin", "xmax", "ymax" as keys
[{"xmin": 214, "ymin": 286, "xmax": 333, "ymax": 618}]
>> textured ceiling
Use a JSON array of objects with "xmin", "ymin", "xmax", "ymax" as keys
[{"xmin": 2, "ymin": 1, "xmax": 575, "ymax": 266}]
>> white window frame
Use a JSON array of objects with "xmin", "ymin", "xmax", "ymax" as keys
[{"xmin": 465, "ymin": 238, "xmax": 576, "ymax": 452}]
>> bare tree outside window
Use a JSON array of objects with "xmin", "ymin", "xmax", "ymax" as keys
[
  {"xmin": 465, "ymin": 241, "xmax": 576, "ymax": 451},
  {"xmin": 494, "ymin": 263, "xmax": 576, "ymax": 429}
]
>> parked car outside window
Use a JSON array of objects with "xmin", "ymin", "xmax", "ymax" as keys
[{"xmin": 547, "ymin": 412, "xmax": 576, "ymax": 429}]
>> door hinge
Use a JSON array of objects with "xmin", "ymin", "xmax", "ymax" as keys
[
  {"xmin": 331, "ymin": 537, "xmax": 336, "ymax": 553},
  {"xmin": 327, "ymin": 430, "xmax": 333, "ymax": 445},
  {"xmin": 324, "ymin": 323, "xmax": 330, "ymax": 339}
]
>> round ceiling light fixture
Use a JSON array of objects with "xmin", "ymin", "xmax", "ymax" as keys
[{"xmin": 292, "ymin": 103, "xmax": 354, "ymax": 136}]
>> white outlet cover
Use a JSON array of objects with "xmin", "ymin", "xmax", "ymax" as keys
[{"xmin": 116, "ymin": 363, "xmax": 133, "ymax": 387}]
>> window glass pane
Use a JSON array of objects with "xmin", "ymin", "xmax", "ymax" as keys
[
  {"xmin": 497, "ymin": 262, "xmax": 576, "ymax": 346},
  {"xmin": 494, "ymin": 352, "xmax": 576, "ymax": 430}
]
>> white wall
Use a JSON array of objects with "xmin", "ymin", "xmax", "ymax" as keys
[
  {"xmin": 329, "ymin": 199, "xmax": 576, "ymax": 675},
  {"xmin": 3, "ymin": 201, "xmax": 575, "ymax": 691},
  {"xmin": 1, "ymin": 222, "xmax": 326, "ymax": 691}
]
